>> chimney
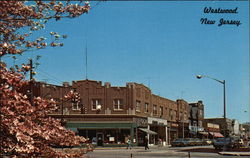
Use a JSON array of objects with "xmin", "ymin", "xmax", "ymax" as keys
[
  {"xmin": 104, "ymin": 82, "xmax": 111, "ymax": 88},
  {"xmin": 63, "ymin": 82, "xmax": 70, "ymax": 87}
]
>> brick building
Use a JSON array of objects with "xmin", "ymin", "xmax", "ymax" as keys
[
  {"xmin": 203, "ymin": 118, "xmax": 233, "ymax": 137},
  {"xmin": 176, "ymin": 99, "xmax": 189, "ymax": 138},
  {"xmin": 188, "ymin": 101, "xmax": 205, "ymax": 137},
  {"xmin": 28, "ymin": 79, "xmax": 191, "ymax": 146},
  {"xmin": 202, "ymin": 122, "xmax": 222, "ymax": 139}
]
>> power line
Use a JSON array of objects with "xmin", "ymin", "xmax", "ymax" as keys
[{"xmin": 37, "ymin": 70, "xmax": 63, "ymax": 84}]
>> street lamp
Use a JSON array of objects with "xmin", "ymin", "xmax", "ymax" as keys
[
  {"xmin": 196, "ymin": 75, "xmax": 226, "ymax": 119},
  {"xmin": 196, "ymin": 75, "xmax": 226, "ymax": 137},
  {"xmin": 196, "ymin": 74, "xmax": 227, "ymax": 150}
]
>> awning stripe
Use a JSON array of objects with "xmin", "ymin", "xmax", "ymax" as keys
[
  {"xmin": 209, "ymin": 132, "xmax": 224, "ymax": 137},
  {"xmin": 199, "ymin": 131, "xmax": 209, "ymax": 135}
]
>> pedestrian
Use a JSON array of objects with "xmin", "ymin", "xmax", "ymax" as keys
[
  {"xmin": 144, "ymin": 136, "xmax": 149, "ymax": 150},
  {"xmin": 126, "ymin": 136, "xmax": 132, "ymax": 149},
  {"xmin": 158, "ymin": 138, "xmax": 163, "ymax": 147}
]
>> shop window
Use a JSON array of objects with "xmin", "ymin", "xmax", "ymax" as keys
[
  {"xmin": 136, "ymin": 100, "xmax": 141, "ymax": 112},
  {"xmin": 113, "ymin": 99, "xmax": 123, "ymax": 110},
  {"xmin": 92, "ymin": 99, "xmax": 101, "ymax": 110}
]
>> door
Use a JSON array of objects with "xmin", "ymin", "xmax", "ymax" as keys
[{"xmin": 97, "ymin": 133, "xmax": 103, "ymax": 146}]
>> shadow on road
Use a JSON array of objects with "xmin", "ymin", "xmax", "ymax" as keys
[
  {"xmin": 178, "ymin": 147, "xmax": 250, "ymax": 153},
  {"xmin": 178, "ymin": 148, "xmax": 219, "ymax": 153}
]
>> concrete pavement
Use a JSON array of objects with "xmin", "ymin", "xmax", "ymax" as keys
[
  {"xmin": 92, "ymin": 145, "xmax": 250, "ymax": 156},
  {"xmin": 218, "ymin": 151, "xmax": 250, "ymax": 156}
]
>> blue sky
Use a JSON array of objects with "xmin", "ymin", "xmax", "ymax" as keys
[{"xmin": 4, "ymin": 1, "xmax": 249, "ymax": 123}]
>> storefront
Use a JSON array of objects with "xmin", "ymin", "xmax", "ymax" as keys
[
  {"xmin": 66, "ymin": 122, "xmax": 137, "ymax": 147},
  {"xmin": 147, "ymin": 117, "xmax": 168, "ymax": 146},
  {"xmin": 169, "ymin": 122, "xmax": 178, "ymax": 143},
  {"xmin": 65, "ymin": 115, "xmax": 150, "ymax": 147}
]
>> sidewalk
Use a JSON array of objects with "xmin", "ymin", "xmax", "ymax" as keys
[
  {"xmin": 218, "ymin": 151, "xmax": 250, "ymax": 156},
  {"xmin": 94, "ymin": 145, "xmax": 168, "ymax": 150}
]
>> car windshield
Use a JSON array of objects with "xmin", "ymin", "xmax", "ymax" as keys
[{"xmin": 216, "ymin": 138, "xmax": 230, "ymax": 141}]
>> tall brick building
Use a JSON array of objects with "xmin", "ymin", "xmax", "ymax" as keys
[
  {"xmin": 29, "ymin": 79, "xmax": 192, "ymax": 146},
  {"xmin": 188, "ymin": 101, "xmax": 205, "ymax": 137}
]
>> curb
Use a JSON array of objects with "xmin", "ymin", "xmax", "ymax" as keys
[
  {"xmin": 93, "ymin": 146, "xmax": 168, "ymax": 150},
  {"xmin": 218, "ymin": 152, "xmax": 250, "ymax": 156}
]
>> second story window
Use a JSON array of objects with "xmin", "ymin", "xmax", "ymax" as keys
[
  {"xmin": 199, "ymin": 109, "xmax": 203, "ymax": 117},
  {"xmin": 160, "ymin": 106, "xmax": 163, "ymax": 117},
  {"xmin": 92, "ymin": 99, "xmax": 101, "ymax": 110},
  {"xmin": 153, "ymin": 105, "xmax": 157, "ymax": 115},
  {"xmin": 165, "ymin": 107, "xmax": 168, "ymax": 118},
  {"xmin": 144, "ymin": 103, "xmax": 149, "ymax": 113},
  {"xmin": 170, "ymin": 109, "xmax": 173, "ymax": 120},
  {"xmin": 136, "ymin": 100, "xmax": 141, "ymax": 112},
  {"xmin": 114, "ymin": 99, "xmax": 123, "ymax": 110},
  {"xmin": 72, "ymin": 102, "xmax": 80, "ymax": 110},
  {"xmin": 173, "ymin": 110, "xmax": 177, "ymax": 120}
]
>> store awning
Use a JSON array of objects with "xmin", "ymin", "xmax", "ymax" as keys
[
  {"xmin": 209, "ymin": 132, "xmax": 224, "ymax": 137},
  {"xmin": 67, "ymin": 128, "xmax": 78, "ymax": 132},
  {"xmin": 199, "ymin": 131, "xmax": 209, "ymax": 135},
  {"xmin": 139, "ymin": 128, "xmax": 157, "ymax": 135}
]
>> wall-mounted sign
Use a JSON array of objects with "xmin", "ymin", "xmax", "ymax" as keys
[
  {"xmin": 148, "ymin": 117, "xmax": 167, "ymax": 126},
  {"xmin": 109, "ymin": 137, "xmax": 114, "ymax": 142},
  {"xmin": 171, "ymin": 123, "xmax": 179, "ymax": 127},
  {"xmin": 134, "ymin": 118, "xmax": 148, "ymax": 126}
]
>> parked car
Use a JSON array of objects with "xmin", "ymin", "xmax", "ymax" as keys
[
  {"xmin": 184, "ymin": 138, "xmax": 196, "ymax": 146},
  {"xmin": 193, "ymin": 138, "xmax": 203, "ymax": 146},
  {"xmin": 171, "ymin": 138, "xmax": 191, "ymax": 147},
  {"xmin": 213, "ymin": 137, "xmax": 243, "ymax": 150},
  {"xmin": 202, "ymin": 139, "xmax": 213, "ymax": 145}
]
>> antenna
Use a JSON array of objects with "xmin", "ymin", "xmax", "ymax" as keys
[
  {"xmin": 181, "ymin": 91, "xmax": 185, "ymax": 99},
  {"xmin": 146, "ymin": 77, "xmax": 151, "ymax": 89},
  {"xmin": 85, "ymin": 40, "xmax": 88, "ymax": 80}
]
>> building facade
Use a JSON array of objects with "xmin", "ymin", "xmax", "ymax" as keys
[
  {"xmin": 202, "ymin": 122, "xmax": 222, "ymax": 139},
  {"xmin": 28, "ymin": 79, "xmax": 192, "ymax": 146},
  {"xmin": 176, "ymin": 99, "xmax": 189, "ymax": 138},
  {"xmin": 203, "ymin": 118, "xmax": 233, "ymax": 137},
  {"xmin": 188, "ymin": 101, "xmax": 204, "ymax": 137}
]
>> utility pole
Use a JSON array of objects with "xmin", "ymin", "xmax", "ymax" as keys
[
  {"xmin": 61, "ymin": 87, "xmax": 64, "ymax": 125},
  {"xmin": 29, "ymin": 58, "xmax": 33, "ymax": 81},
  {"xmin": 29, "ymin": 58, "xmax": 34, "ymax": 106}
]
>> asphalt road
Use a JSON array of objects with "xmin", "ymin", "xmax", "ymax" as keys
[{"xmin": 84, "ymin": 146, "xmax": 246, "ymax": 158}]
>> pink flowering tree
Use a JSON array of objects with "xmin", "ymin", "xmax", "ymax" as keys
[{"xmin": 0, "ymin": 1, "xmax": 93, "ymax": 157}]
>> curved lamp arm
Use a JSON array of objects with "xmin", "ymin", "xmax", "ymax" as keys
[{"xmin": 196, "ymin": 75, "xmax": 225, "ymax": 84}]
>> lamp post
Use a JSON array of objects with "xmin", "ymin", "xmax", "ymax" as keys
[
  {"xmin": 196, "ymin": 75, "xmax": 227, "ymax": 151},
  {"xmin": 196, "ymin": 75, "xmax": 227, "ymax": 149},
  {"xmin": 196, "ymin": 75, "xmax": 226, "ymax": 119}
]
